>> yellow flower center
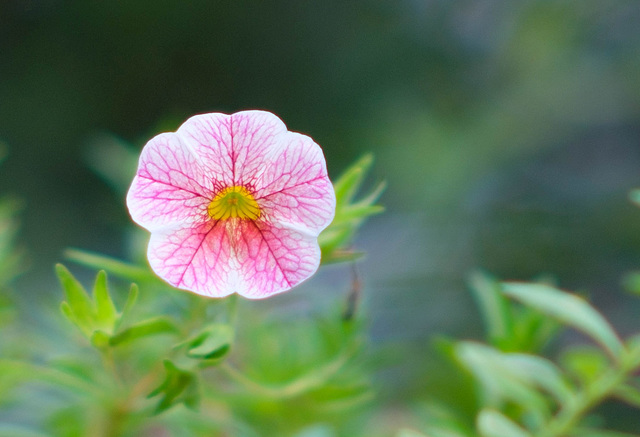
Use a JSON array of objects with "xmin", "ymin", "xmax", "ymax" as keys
[{"xmin": 208, "ymin": 186, "xmax": 261, "ymax": 221}]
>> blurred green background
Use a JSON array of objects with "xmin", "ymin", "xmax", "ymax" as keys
[{"xmin": 3, "ymin": 0, "xmax": 640, "ymax": 423}]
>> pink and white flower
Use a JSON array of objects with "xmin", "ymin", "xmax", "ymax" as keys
[{"xmin": 126, "ymin": 110, "xmax": 336, "ymax": 299}]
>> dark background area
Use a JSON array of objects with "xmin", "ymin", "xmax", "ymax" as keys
[{"xmin": 3, "ymin": 0, "xmax": 640, "ymax": 424}]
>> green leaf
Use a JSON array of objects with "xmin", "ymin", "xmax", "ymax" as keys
[
  {"xmin": 93, "ymin": 270, "xmax": 118, "ymax": 331},
  {"xmin": 123, "ymin": 283, "xmax": 139, "ymax": 315},
  {"xmin": 502, "ymin": 283, "xmax": 624, "ymax": 360},
  {"xmin": 456, "ymin": 342, "xmax": 550, "ymax": 424},
  {"xmin": 187, "ymin": 324, "xmax": 234, "ymax": 361},
  {"xmin": 477, "ymin": 409, "xmax": 532, "ymax": 437},
  {"xmin": 116, "ymin": 283, "xmax": 139, "ymax": 330},
  {"xmin": 319, "ymin": 154, "xmax": 385, "ymax": 265},
  {"xmin": 56, "ymin": 264, "xmax": 94, "ymax": 337},
  {"xmin": 319, "ymin": 226, "xmax": 354, "ymax": 255},
  {"xmin": 511, "ymin": 307, "xmax": 561, "ymax": 354},
  {"xmin": 333, "ymin": 153, "xmax": 374, "ymax": 204},
  {"xmin": 148, "ymin": 360, "xmax": 199, "ymax": 414},
  {"xmin": 332, "ymin": 203, "xmax": 384, "ymax": 225},
  {"xmin": 468, "ymin": 271, "xmax": 514, "ymax": 349},
  {"xmin": 501, "ymin": 353, "xmax": 573, "ymax": 404},
  {"xmin": 59, "ymin": 301, "xmax": 75, "ymax": 324},
  {"xmin": 354, "ymin": 179, "xmax": 387, "ymax": 208},
  {"xmin": 109, "ymin": 316, "xmax": 179, "ymax": 346}
]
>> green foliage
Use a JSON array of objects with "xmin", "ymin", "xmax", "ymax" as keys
[
  {"xmin": 319, "ymin": 154, "xmax": 385, "ymax": 264},
  {"xmin": 501, "ymin": 283, "xmax": 624, "ymax": 360},
  {"xmin": 468, "ymin": 272, "xmax": 560, "ymax": 353},
  {"xmin": 411, "ymin": 275, "xmax": 640, "ymax": 437},
  {"xmin": 57, "ymin": 265, "xmax": 139, "ymax": 338},
  {"xmin": 1, "ymin": 262, "xmax": 373, "ymax": 436},
  {"xmin": 0, "ymin": 154, "xmax": 376, "ymax": 435},
  {"xmin": 181, "ymin": 324, "xmax": 234, "ymax": 362},
  {"xmin": 148, "ymin": 360, "xmax": 200, "ymax": 413}
]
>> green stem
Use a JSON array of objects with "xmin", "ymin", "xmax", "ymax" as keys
[
  {"xmin": 101, "ymin": 347, "xmax": 123, "ymax": 387},
  {"xmin": 539, "ymin": 352, "xmax": 636, "ymax": 437}
]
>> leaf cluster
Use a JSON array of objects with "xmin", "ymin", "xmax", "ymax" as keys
[
  {"xmin": 404, "ymin": 274, "xmax": 640, "ymax": 437},
  {"xmin": 1, "ymin": 264, "xmax": 372, "ymax": 436},
  {"xmin": 319, "ymin": 154, "xmax": 385, "ymax": 264}
]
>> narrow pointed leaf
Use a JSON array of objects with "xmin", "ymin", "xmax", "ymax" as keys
[
  {"xmin": 122, "ymin": 283, "xmax": 139, "ymax": 317},
  {"xmin": 56, "ymin": 264, "xmax": 94, "ymax": 336},
  {"xmin": 333, "ymin": 153, "xmax": 374, "ymax": 204},
  {"xmin": 477, "ymin": 409, "xmax": 531, "ymax": 437},
  {"xmin": 357, "ymin": 180, "xmax": 387, "ymax": 206},
  {"xmin": 502, "ymin": 283, "xmax": 624, "ymax": 359},
  {"xmin": 93, "ymin": 270, "xmax": 118, "ymax": 331},
  {"xmin": 115, "ymin": 282, "xmax": 139, "ymax": 331},
  {"xmin": 59, "ymin": 301, "xmax": 76, "ymax": 325},
  {"xmin": 334, "ymin": 204, "xmax": 385, "ymax": 224},
  {"xmin": 56, "ymin": 264, "xmax": 93, "ymax": 315}
]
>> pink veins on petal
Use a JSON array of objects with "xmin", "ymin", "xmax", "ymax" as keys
[{"xmin": 126, "ymin": 110, "xmax": 336, "ymax": 299}]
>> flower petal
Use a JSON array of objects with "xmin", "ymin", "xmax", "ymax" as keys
[
  {"xmin": 147, "ymin": 220, "xmax": 238, "ymax": 298},
  {"xmin": 147, "ymin": 219, "xmax": 320, "ymax": 299},
  {"xmin": 127, "ymin": 133, "xmax": 212, "ymax": 231},
  {"xmin": 176, "ymin": 110, "xmax": 288, "ymax": 187},
  {"xmin": 233, "ymin": 220, "xmax": 322, "ymax": 299},
  {"xmin": 254, "ymin": 133, "xmax": 336, "ymax": 236}
]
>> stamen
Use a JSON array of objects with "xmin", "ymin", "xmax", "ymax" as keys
[{"xmin": 208, "ymin": 186, "xmax": 261, "ymax": 220}]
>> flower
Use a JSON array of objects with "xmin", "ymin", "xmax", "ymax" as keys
[{"xmin": 126, "ymin": 110, "xmax": 336, "ymax": 299}]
